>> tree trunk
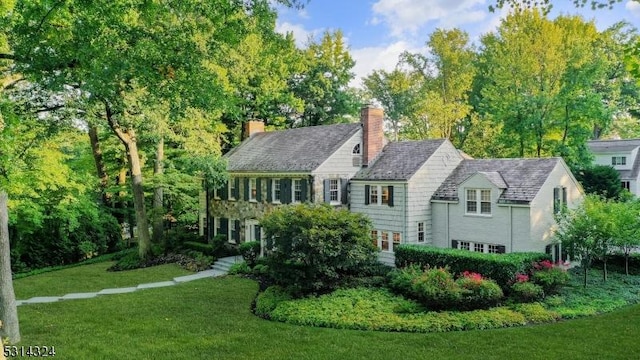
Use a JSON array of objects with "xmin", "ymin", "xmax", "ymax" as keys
[
  {"xmin": 583, "ymin": 265, "xmax": 587, "ymax": 288},
  {"xmin": 0, "ymin": 191, "xmax": 20, "ymax": 343},
  {"xmin": 603, "ymin": 258, "xmax": 608, "ymax": 282},
  {"xmin": 152, "ymin": 137, "xmax": 164, "ymax": 246},
  {"xmin": 88, "ymin": 123, "xmax": 110, "ymax": 205},
  {"xmin": 625, "ymin": 252, "xmax": 630, "ymax": 276}
]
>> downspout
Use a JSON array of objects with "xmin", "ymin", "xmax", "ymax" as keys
[
  {"xmin": 509, "ymin": 205, "xmax": 513, "ymax": 253},
  {"xmin": 404, "ymin": 182, "xmax": 408, "ymax": 245},
  {"xmin": 205, "ymin": 183, "xmax": 212, "ymax": 244},
  {"xmin": 445, "ymin": 202, "xmax": 450, "ymax": 246}
]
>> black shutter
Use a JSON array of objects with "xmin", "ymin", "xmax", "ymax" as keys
[
  {"xmin": 244, "ymin": 178, "xmax": 250, "ymax": 201},
  {"xmin": 341, "ymin": 178, "xmax": 349, "ymax": 204},
  {"xmin": 282, "ymin": 179, "xmax": 292, "ymax": 204},
  {"xmin": 221, "ymin": 218, "xmax": 229, "ymax": 241},
  {"xmin": 562, "ymin": 187, "xmax": 567, "ymax": 206},
  {"xmin": 451, "ymin": 240, "xmax": 458, "ymax": 249},
  {"xmin": 388, "ymin": 186, "xmax": 394, "ymax": 207},
  {"xmin": 497, "ymin": 245, "xmax": 506, "ymax": 254},
  {"xmin": 365, "ymin": 185, "xmax": 370, "ymax": 205},
  {"xmin": 221, "ymin": 180, "xmax": 228, "ymax": 200},
  {"xmin": 266, "ymin": 179, "xmax": 273, "ymax": 203},
  {"xmin": 256, "ymin": 226, "xmax": 262, "ymax": 241},
  {"xmin": 324, "ymin": 179, "xmax": 331, "ymax": 203},
  {"xmin": 234, "ymin": 220, "xmax": 241, "ymax": 242},
  {"xmin": 545, "ymin": 245, "xmax": 552, "ymax": 255},
  {"xmin": 256, "ymin": 178, "xmax": 262, "ymax": 202},
  {"xmin": 301, "ymin": 179, "xmax": 308, "ymax": 202},
  {"xmin": 234, "ymin": 178, "xmax": 240, "ymax": 199}
]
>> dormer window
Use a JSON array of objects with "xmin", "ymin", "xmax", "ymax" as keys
[
  {"xmin": 612, "ymin": 156, "xmax": 626, "ymax": 166},
  {"xmin": 352, "ymin": 143, "xmax": 361, "ymax": 154},
  {"xmin": 466, "ymin": 189, "xmax": 491, "ymax": 216}
]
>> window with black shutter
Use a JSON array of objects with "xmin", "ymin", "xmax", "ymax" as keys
[
  {"xmin": 220, "ymin": 218, "xmax": 229, "ymax": 241},
  {"xmin": 234, "ymin": 178, "xmax": 240, "ymax": 199},
  {"xmin": 256, "ymin": 178, "xmax": 262, "ymax": 202},
  {"xmin": 234, "ymin": 220, "xmax": 241, "ymax": 243},
  {"xmin": 266, "ymin": 178, "xmax": 273, "ymax": 203},
  {"xmin": 388, "ymin": 186, "xmax": 394, "ymax": 207},
  {"xmin": 451, "ymin": 240, "xmax": 458, "ymax": 249},
  {"xmin": 365, "ymin": 185, "xmax": 370, "ymax": 205},
  {"xmin": 340, "ymin": 179, "xmax": 349, "ymax": 204},
  {"xmin": 323, "ymin": 179, "xmax": 331, "ymax": 203}
]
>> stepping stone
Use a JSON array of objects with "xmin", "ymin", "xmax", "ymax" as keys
[
  {"xmin": 98, "ymin": 287, "xmax": 138, "ymax": 295},
  {"xmin": 23, "ymin": 296, "xmax": 61, "ymax": 304},
  {"xmin": 61, "ymin": 292, "xmax": 98, "ymax": 300},
  {"xmin": 136, "ymin": 281, "xmax": 176, "ymax": 289}
]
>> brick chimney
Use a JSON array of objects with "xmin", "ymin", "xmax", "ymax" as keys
[
  {"xmin": 361, "ymin": 104, "xmax": 384, "ymax": 167},
  {"xmin": 242, "ymin": 120, "xmax": 265, "ymax": 140}
]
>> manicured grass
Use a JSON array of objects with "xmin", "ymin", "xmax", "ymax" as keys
[
  {"xmin": 13, "ymin": 262, "xmax": 191, "ymax": 299},
  {"xmin": 15, "ymin": 275, "xmax": 640, "ymax": 359}
]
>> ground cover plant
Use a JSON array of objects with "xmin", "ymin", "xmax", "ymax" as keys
[{"xmin": 14, "ymin": 272, "xmax": 640, "ymax": 359}]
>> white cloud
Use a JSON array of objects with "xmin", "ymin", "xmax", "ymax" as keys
[
  {"xmin": 275, "ymin": 21, "xmax": 321, "ymax": 48},
  {"xmin": 626, "ymin": 0, "xmax": 640, "ymax": 17},
  {"xmin": 350, "ymin": 41, "xmax": 426, "ymax": 88},
  {"xmin": 371, "ymin": 0, "xmax": 488, "ymax": 37}
]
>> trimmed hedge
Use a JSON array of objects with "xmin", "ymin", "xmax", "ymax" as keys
[
  {"xmin": 183, "ymin": 241, "xmax": 214, "ymax": 256},
  {"xmin": 394, "ymin": 244, "xmax": 550, "ymax": 289}
]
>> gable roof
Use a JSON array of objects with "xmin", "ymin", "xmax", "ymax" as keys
[
  {"xmin": 224, "ymin": 123, "xmax": 360, "ymax": 172},
  {"xmin": 587, "ymin": 139, "xmax": 640, "ymax": 153},
  {"xmin": 352, "ymin": 139, "xmax": 446, "ymax": 181},
  {"xmin": 432, "ymin": 158, "xmax": 562, "ymax": 204},
  {"xmin": 474, "ymin": 171, "xmax": 508, "ymax": 189}
]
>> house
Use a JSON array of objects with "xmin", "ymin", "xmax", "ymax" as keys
[
  {"xmin": 349, "ymin": 139, "xmax": 463, "ymax": 264},
  {"xmin": 204, "ymin": 105, "xmax": 584, "ymax": 264},
  {"xmin": 430, "ymin": 158, "xmax": 583, "ymax": 262},
  {"xmin": 206, "ymin": 106, "xmax": 384, "ymax": 246},
  {"xmin": 587, "ymin": 139, "xmax": 640, "ymax": 196}
]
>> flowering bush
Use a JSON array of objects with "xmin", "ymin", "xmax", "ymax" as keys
[
  {"xmin": 456, "ymin": 271, "xmax": 504, "ymax": 310},
  {"xmin": 515, "ymin": 273, "xmax": 530, "ymax": 283},
  {"xmin": 530, "ymin": 261, "xmax": 569, "ymax": 295},
  {"xmin": 510, "ymin": 281, "xmax": 544, "ymax": 303}
]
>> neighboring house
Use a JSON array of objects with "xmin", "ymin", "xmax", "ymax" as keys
[
  {"xmin": 206, "ymin": 106, "xmax": 384, "ymax": 247},
  {"xmin": 349, "ymin": 139, "xmax": 463, "ymax": 265},
  {"xmin": 204, "ymin": 105, "xmax": 584, "ymax": 264},
  {"xmin": 431, "ymin": 158, "xmax": 583, "ymax": 262},
  {"xmin": 587, "ymin": 139, "xmax": 640, "ymax": 196}
]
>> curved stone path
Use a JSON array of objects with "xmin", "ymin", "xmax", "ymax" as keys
[{"xmin": 16, "ymin": 256, "xmax": 243, "ymax": 306}]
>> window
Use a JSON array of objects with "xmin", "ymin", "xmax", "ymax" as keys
[
  {"xmin": 370, "ymin": 186, "xmax": 379, "ymax": 205},
  {"xmin": 371, "ymin": 230, "xmax": 378, "ymax": 248},
  {"xmin": 612, "ymin": 156, "xmax": 627, "ymax": 166},
  {"xmin": 213, "ymin": 187, "xmax": 220, "ymax": 200},
  {"xmin": 459, "ymin": 241, "xmax": 470, "ymax": 250},
  {"xmin": 466, "ymin": 189, "xmax": 491, "ymax": 215},
  {"xmin": 381, "ymin": 232, "xmax": 389, "ymax": 251},
  {"xmin": 393, "ymin": 232, "xmax": 401, "ymax": 247},
  {"xmin": 249, "ymin": 178, "xmax": 257, "ymax": 201},
  {"xmin": 229, "ymin": 178, "xmax": 237, "ymax": 200},
  {"xmin": 455, "ymin": 240, "xmax": 505, "ymax": 254},
  {"xmin": 352, "ymin": 143, "xmax": 361, "ymax": 154},
  {"xmin": 329, "ymin": 179, "xmax": 339, "ymax": 202},
  {"xmin": 474, "ymin": 243, "xmax": 484, "ymax": 252},
  {"xmin": 622, "ymin": 181, "xmax": 631, "ymax": 191},
  {"xmin": 417, "ymin": 222, "xmax": 425, "ymax": 242},
  {"xmin": 488, "ymin": 244, "xmax": 501, "ymax": 254},
  {"xmin": 553, "ymin": 187, "xmax": 567, "ymax": 214},
  {"xmin": 229, "ymin": 219, "xmax": 238, "ymax": 244},
  {"xmin": 293, "ymin": 179, "xmax": 302, "ymax": 203},
  {"xmin": 272, "ymin": 179, "xmax": 281, "ymax": 203},
  {"xmin": 381, "ymin": 186, "xmax": 390, "ymax": 205}
]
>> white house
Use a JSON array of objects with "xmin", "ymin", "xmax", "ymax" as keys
[{"xmin": 587, "ymin": 139, "xmax": 640, "ymax": 196}]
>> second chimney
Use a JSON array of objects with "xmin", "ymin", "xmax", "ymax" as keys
[
  {"xmin": 361, "ymin": 105, "xmax": 384, "ymax": 167},
  {"xmin": 242, "ymin": 120, "xmax": 265, "ymax": 140}
]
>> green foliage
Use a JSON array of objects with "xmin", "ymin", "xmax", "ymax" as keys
[
  {"xmin": 254, "ymin": 285, "xmax": 292, "ymax": 319},
  {"xmin": 261, "ymin": 203, "xmax": 377, "ymax": 295},
  {"xmin": 510, "ymin": 281, "xmax": 545, "ymax": 303},
  {"xmin": 183, "ymin": 241, "xmax": 214, "ymax": 256},
  {"xmin": 238, "ymin": 241, "xmax": 260, "ymax": 267},
  {"xmin": 394, "ymin": 244, "xmax": 549, "ymax": 289},
  {"xmin": 228, "ymin": 262, "xmax": 252, "ymax": 276},
  {"xmin": 510, "ymin": 303, "xmax": 560, "ymax": 323},
  {"xmin": 575, "ymin": 165, "xmax": 623, "ymax": 199},
  {"xmin": 456, "ymin": 273, "xmax": 504, "ymax": 310},
  {"xmin": 109, "ymin": 251, "xmax": 145, "ymax": 271},
  {"xmin": 531, "ymin": 263, "xmax": 570, "ymax": 294}
]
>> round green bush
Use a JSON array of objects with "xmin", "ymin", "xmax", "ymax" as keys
[
  {"xmin": 456, "ymin": 275, "xmax": 504, "ymax": 310},
  {"xmin": 510, "ymin": 281, "xmax": 545, "ymax": 303},
  {"xmin": 531, "ymin": 267, "xmax": 570, "ymax": 294}
]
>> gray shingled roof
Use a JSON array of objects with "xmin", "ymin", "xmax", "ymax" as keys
[
  {"xmin": 432, "ymin": 158, "xmax": 562, "ymax": 204},
  {"xmin": 224, "ymin": 123, "xmax": 360, "ymax": 172},
  {"xmin": 587, "ymin": 139, "xmax": 640, "ymax": 153},
  {"xmin": 352, "ymin": 139, "xmax": 446, "ymax": 181}
]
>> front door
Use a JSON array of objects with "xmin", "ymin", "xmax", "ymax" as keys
[{"xmin": 245, "ymin": 219, "xmax": 264, "ymax": 257}]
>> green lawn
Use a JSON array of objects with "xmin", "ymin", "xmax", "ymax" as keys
[
  {"xmin": 15, "ymin": 273, "xmax": 640, "ymax": 360},
  {"xmin": 13, "ymin": 262, "xmax": 191, "ymax": 299}
]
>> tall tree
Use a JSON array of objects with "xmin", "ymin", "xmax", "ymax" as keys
[{"xmin": 291, "ymin": 30, "xmax": 359, "ymax": 127}]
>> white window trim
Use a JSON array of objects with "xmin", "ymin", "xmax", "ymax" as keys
[
  {"xmin": 456, "ymin": 240, "xmax": 502, "ymax": 254},
  {"xmin": 612, "ymin": 156, "xmax": 627, "ymax": 166},
  {"xmin": 465, "ymin": 188, "xmax": 492, "ymax": 216},
  {"xmin": 292, "ymin": 179, "xmax": 302, "ymax": 203},
  {"xmin": 368, "ymin": 185, "xmax": 390, "ymax": 206},
  {"xmin": 272, "ymin": 178, "xmax": 281, "ymax": 204},
  {"xmin": 213, "ymin": 187, "xmax": 220, "ymax": 200},
  {"xmin": 417, "ymin": 222, "xmax": 425, "ymax": 243},
  {"xmin": 329, "ymin": 179, "xmax": 340, "ymax": 205},
  {"xmin": 249, "ymin": 178, "xmax": 257, "ymax": 202},
  {"xmin": 228, "ymin": 178, "xmax": 236, "ymax": 201},
  {"xmin": 228, "ymin": 219, "xmax": 237, "ymax": 244},
  {"xmin": 352, "ymin": 143, "xmax": 361, "ymax": 155}
]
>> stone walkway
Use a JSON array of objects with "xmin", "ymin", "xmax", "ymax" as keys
[{"xmin": 16, "ymin": 256, "xmax": 242, "ymax": 307}]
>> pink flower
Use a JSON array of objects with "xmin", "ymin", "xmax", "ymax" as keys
[
  {"xmin": 515, "ymin": 273, "xmax": 529, "ymax": 283},
  {"xmin": 462, "ymin": 271, "xmax": 483, "ymax": 282}
]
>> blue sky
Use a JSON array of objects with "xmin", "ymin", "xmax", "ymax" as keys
[{"xmin": 274, "ymin": 0, "xmax": 640, "ymax": 87}]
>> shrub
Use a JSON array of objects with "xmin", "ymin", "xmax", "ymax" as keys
[
  {"xmin": 109, "ymin": 251, "xmax": 144, "ymax": 271},
  {"xmin": 456, "ymin": 271, "xmax": 503, "ymax": 310},
  {"xmin": 228, "ymin": 262, "xmax": 251, "ymax": 275},
  {"xmin": 261, "ymin": 203, "xmax": 377, "ymax": 295},
  {"xmin": 252, "ymin": 263, "xmax": 269, "ymax": 276},
  {"xmin": 510, "ymin": 281, "xmax": 545, "ymax": 303},
  {"xmin": 394, "ymin": 244, "xmax": 550, "ymax": 289},
  {"xmin": 531, "ymin": 261, "xmax": 570, "ymax": 294},
  {"xmin": 183, "ymin": 241, "xmax": 214, "ymax": 256},
  {"xmin": 254, "ymin": 286, "xmax": 292, "ymax": 318},
  {"xmin": 511, "ymin": 303, "xmax": 560, "ymax": 323},
  {"xmin": 411, "ymin": 268, "xmax": 463, "ymax": 310},
  {"xmin": 239, "ymin": 241, "xmax": 261, "ymax": 267}
]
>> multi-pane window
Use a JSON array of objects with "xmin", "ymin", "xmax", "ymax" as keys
[
  {"xmin": 474, "ymin": 243, "xmax": 484, "ymax": 252},
  {"xmin": 272, "ymin": 179, "xmax": 281, "ymax": 203},
  {"xmin": 293, "ymin": 179, "xmax": 302, "ymax": 202},
  {"xmin": 229, "ymin": 219, "xmax": 237, "ymax": 244},
  {"xmin": 488, "ymin": 244, "xmax": 500, "ymax": 254},
  {"xmin": 352, "ymin": 144, "xmax": 361, "ymax": 154},
  {"xmin": 459, "ymin": 241, "xmax": 470, "ymax": 250},
  {"xmin": 455, "ymin": 241, "xmax": 505, "ymax": 254},
  {"xmin": 393, "ymin": 232, "xmax": 401, "ymax": 247},
  {"xmin": 612, "ymin": 156, "xmax": 627, "ymax": 166},
  {"xmin": 622, "ymin": 181, "xmax": 631, "ymax": 191},
  {"xmin": 329, "ymin": 179, "xmax": 339, "ymax": 202},
  {"xmin": 381, "ymin": 232, "xmax": 389, "ymax": 251},
  {"xmin": 229, "ymin": 178, "xmax": 236, "ymax": 200},
  {"xmin": 417, "ymin": 222, "xmax": 425, "ymax": 242},
  {"xmin": 249, "ymin": 178, "xmax": 257, "ymax": 201},
  {"xmin": 466, "ymin": 189, "xmax": 491, "ymax": 215},
  {"xmin": 371, "ymin": 230, "xmax": 378, "ymax": 248},
  {"xmin": 213, "ymin": 187, "xmax": 220, "ymax": 199},
  {"xmin": 370, "ymin": 186, "xmax": 379, "ymax": 205},
  {"xmin": 381, "ymin": 186, "xmax": 390, "ymax": 205}
]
